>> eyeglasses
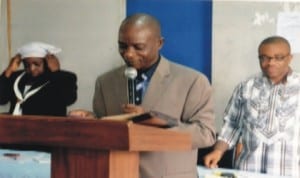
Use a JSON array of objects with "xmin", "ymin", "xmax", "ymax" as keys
[{"xmin": 258, "ymin": 54, "xmax": 290, "ymax": 63}]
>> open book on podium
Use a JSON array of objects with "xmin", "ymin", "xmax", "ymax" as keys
[
  {"xmin": 101, "ymin": 111, "xmax": 178, "ymax": 128},
  {"xmin": 0, "ymin": 114, "xmax": 191, "ymax": 178}
]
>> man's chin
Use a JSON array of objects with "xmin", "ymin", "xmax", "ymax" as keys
[
  {"xmin": 129, "ymin": 66, "xmax": 141, "ymax": 70},
  {"xmin": 30, "ymin": 75, "xmax": 39, "ymax": 78},
  {"xmin": 265, "ymin": 70, "xmax": 277, "ymax": 77},
  {"xmin": 27, "ymin": 73, "xmax": 43, "ymax": 80}
]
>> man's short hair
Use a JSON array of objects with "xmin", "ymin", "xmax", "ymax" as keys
[{"xmin": 258, "ymin": 36, "xmax": 291, "ymax": 53}]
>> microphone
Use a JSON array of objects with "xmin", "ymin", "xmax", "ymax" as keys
[{"xmin": 124, "ymin": 67, "xmax": 137, "ymax": 104}]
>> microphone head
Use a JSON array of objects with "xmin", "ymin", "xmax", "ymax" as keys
[{"xmin": 124, "ymin": 67, "xmax": 137, "ymax": 79}]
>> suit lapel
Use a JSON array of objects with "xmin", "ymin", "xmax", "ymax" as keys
[
  {"xmin": 116, "ymin": 66, "xmax": 128, "ymax": 105},
  {"xmin": 142, "ymin": 57, "xmax": 171, "ymax": 110}
]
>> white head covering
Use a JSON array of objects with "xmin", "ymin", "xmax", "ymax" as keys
[{"xmin": 17, "ymin": 42, "xmax": 61, "ymax": 59}]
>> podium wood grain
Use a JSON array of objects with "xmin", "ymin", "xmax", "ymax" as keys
[{"xmin": 0, "ymin": 114, "xmax": 191, "ymax": 178}]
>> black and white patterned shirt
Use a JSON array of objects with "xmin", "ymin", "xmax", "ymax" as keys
[{"xmin": 218, "ymin": 71, "xmax": 300, "ymax": 177}]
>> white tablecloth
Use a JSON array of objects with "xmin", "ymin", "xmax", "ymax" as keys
[
  {"xmin": 197, "ymin": 166, "xmax": 292, "ymax": 178},
  {"xmin": 0, "ymin": 149, "xmax": 292, "ymax": 178},
  {"xmin": 0, "ymin": 149, "xmax": 50, "ymax": 178}
]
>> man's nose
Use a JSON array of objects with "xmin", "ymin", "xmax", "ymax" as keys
[
  {"xmin": 28, "ymin": 64, "xmax": 36, "ymax": 71},
  {"xmin": 266, "ymin": 58, "xmax": 277, "ymax": 65},
  {"xmin": 123, "ymin": 47, "xmax": 135, "ymax": 59}
]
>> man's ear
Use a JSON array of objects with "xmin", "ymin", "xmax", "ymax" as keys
[
  {"xmin": 158, "ymin": 37, "xmax": 164, "ymax": 50},
  {"xmin": 288, "ymin": 54, "xmax": 293, "ymax": 63}
]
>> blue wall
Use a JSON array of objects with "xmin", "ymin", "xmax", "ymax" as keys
[{"xmin": 127, "ymin": 0, "xmax": 212, "ymax": 80}]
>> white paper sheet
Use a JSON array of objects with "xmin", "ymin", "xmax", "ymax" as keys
[{"xmin": 277, "ymin": 12, "xmax": 300, "ymax": 54}]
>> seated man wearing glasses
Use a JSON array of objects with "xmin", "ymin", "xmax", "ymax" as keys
[{"xmin": 204, "ymin": 36, "xmax": 300, "ymax": 177}]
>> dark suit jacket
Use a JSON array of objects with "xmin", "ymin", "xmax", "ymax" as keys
[
  {"xmin": 0, "ymin": 70, "xmax": 77, "ymax": 116},
  {"xmin": 93, "ymin": 56, "xmax": 216, "ymax": 178}
]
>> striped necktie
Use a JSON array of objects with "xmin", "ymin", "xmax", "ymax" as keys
[{"xmin": 135, "ymin": 73, "xmax": 147, "ymax": 105}]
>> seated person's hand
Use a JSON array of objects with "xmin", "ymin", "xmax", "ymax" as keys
[
  {"xmin": 68, "ymin": 109, "xmax": 96, "ymax": 119},
  {"xmin": 5, "ymin": 54, "xmax": 22, "ymax": 77}
]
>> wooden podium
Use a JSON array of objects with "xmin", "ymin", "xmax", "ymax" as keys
[{"xmin": 0, "ymin": 114, "xmax": 191, "ymax": 178}]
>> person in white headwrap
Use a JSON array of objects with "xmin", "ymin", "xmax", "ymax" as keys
[{"xmin": 0, "ymin": 42, "xmax": 77, "ymax": 116}]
